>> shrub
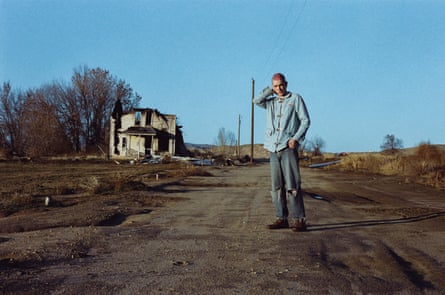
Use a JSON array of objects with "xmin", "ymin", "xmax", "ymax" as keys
[
  {"xmin": 337, "ymin": 154, "xmax": 386, "ymax": 174},
  {"xmin": 415, "ymin": 143, "xmax": 443, "ymax": 174}
]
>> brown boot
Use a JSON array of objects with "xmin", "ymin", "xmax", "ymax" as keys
[
  {"xmin": 267, "ymin": 218, "xmax": 289, "ymax": 229},
  {"xmin": 292, "ymin": 219, "xmax": 307, "ymax": 232}
]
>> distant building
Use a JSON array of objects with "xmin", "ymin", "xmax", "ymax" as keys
[{"xmin": 110, "ymin": 108, "xmax": 180, "ymax": 159}]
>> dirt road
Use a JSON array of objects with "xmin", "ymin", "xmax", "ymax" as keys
[{"xmin": 1, "ymin": 163, "xmax": 445, "ymax": 294}]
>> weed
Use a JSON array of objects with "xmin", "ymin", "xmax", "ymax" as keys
[
  {"xmin": 335, "ymin": 144, "xmax": 445, "ymax": 189},
  {"xmin": 167, "ymin": 164, "xmax": 212, "ymax": 178}
]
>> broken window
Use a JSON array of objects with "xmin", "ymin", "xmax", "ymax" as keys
[
  {"xmin": 146, "ymin": 109, "xmax": 152, "ymax": 125},
  {"xmin": 135, "ymin": 111, "xmax": 141, "ymax": 125}
]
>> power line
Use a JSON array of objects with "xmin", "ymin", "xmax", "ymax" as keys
[
  {"xmin": 260, "ymin": 1, "xmax": 296, "ymax": 75},
  {"xmin": 262, "ymin": 0, "xmax": 308, "ymax": 81}
]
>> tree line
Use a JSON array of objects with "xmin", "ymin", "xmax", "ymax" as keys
[{"xmin": 0, "ymin": 66, "xmax": 141, "ymax": 158}]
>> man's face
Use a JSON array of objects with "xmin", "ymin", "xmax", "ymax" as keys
[{"xmin": 272, "ymin": 78, "xmax": 288, "ymax": 97}]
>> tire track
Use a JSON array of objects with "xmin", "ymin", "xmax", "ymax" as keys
[{"xmin": 384, "ymin": 244, "xmax": 436, "ymax": 291}]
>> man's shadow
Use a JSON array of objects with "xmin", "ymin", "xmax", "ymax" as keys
[{"xmin": 304, "ymin": 192, "xmax": 445, "ymax": 232}]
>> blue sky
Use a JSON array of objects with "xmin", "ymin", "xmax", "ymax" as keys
[{"xmin": 1, "ymin": 0, "xmax": 444, "ymax": 152}]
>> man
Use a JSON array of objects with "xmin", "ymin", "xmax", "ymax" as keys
[{"xmin": 253, "ymin": 73, "xmax": 310, "ymax": 232}]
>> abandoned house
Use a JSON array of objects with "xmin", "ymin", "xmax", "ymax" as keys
[{"xmin": 110, "ymin": 107, "xmax": 186, "ymax": 159}]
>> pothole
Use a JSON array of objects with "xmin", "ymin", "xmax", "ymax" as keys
[{"xmin": 96, "ymin": 213, "xmax": 128, "ymax": 226}]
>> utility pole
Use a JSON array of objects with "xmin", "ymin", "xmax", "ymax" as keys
[
  {"xmin": 250, "ymin": 78, "xmax": 255, "ymax": 163},
  {"xmin": 237, "ymin": 114, "xmax": 241, "ymax": 157}
]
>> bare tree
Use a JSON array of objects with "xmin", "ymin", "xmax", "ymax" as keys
[
  {"xmin": 21, "ymin": 87, "xmax": 71, "ymax": 157},
  {"xmin": 0, "ymin": 82, "xmax": 26, "ymax": 155},
  {"xmin": 115, "ymin": 80, "xmax": 141, "ymax": 112},
  {"xmin": 215, "ymin": 127, "xmax": 236, "ymax": 154},
  {"xmin": 298, "ymin": 139, "xmax": 309, "ymax": 158},
  {"xmin": 1, "ymin": 66, "xmax": 141, "ymax": 156},
  {"xmin": 71, "ymin": 66, "xmax": 141, "ymax": 151},
  {"xmin": 310, "ymin": 136, "xmax": 325, "ymax": 156},
  {"xmin": 0, "ymin": 82, "xmax": 12, "ymax": 150},
  {"xmin": 381, "ymin": 134, "xmax": 403, "ymax": 151},
  {"xmin": 71, "ymin": 66, "xmax": 113, "ymax": 149},
  {"xmin": 47, "ymin": 82, "xmax": 83, "ymax": 152}
]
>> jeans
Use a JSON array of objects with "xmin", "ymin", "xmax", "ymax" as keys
[{"xmin": 269, "ymin": 148, "xmax": 305, "ymax": 220}]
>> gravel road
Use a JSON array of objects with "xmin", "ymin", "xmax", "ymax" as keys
[{"xmin": 1, "ymin": 163, "xmax": 445, "ymax": 294}]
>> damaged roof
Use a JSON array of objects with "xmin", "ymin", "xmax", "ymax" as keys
[{"xmin": 122, "ymin": 126, "xmax": 157, "ymax": 136}]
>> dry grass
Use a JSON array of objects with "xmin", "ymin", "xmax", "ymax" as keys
[
  {"xmin": 0, "ymin": 160, "xmax": 212, "ymax": 211},
  {"xmin": 335, "ymin": 144, "xmax": 445, "ymax": 189},
  {"xmin": 166, "ymin": 164, "xmax": 212, "ymax": 178},
  {"xmin": 80, "ymin": 163, "xmax": 213, "ymax": 194}
]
